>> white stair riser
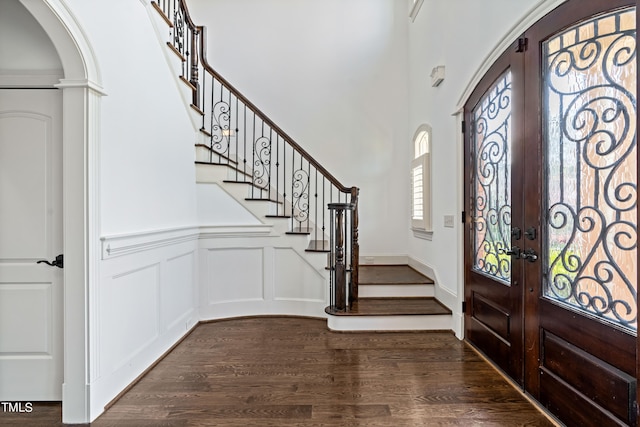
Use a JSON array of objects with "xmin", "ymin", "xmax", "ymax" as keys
[
  {"xmin": 327, "ymin": 314, "xmax": 452, "ymax": 332},
  {"xmin": 359, "ymin": 284, "xmax": 435, "ymax": 298},
  {"xmin": 196, "ymin": 163, "xmax": 228, "ymax": 182}
]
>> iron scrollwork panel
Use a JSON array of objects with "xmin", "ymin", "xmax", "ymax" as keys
[
  {"xmin": 471, "ymin": 71, "xmax": 513, "ymax": 284},
  {"xmin": 543, "ymin": 7, "xmax": 637, "ymax": 330},
  {"xmin": 211, "ymin": 100, "xmax": 231, "ymax": 155}
]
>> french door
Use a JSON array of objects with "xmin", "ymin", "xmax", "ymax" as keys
[{"xmin": 464, "ymin": 1, "xmax": 637, "ymax": 425}]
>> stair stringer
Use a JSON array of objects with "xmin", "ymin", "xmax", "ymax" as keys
[{"xmin": 196, "ymin": 161, "xmax": 330, "ymax": 248}]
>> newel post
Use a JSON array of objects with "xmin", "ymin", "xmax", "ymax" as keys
[
  {"xmin": 349, "ymin": 187, "xmax": 359, "ymax": 305},
  {"xmin": 328, "ymin": 202, "xmax": 353, "ymax": 312}
]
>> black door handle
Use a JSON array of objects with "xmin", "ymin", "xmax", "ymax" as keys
[
  {"xmin": 37, "ymin": 254, "xmax": 64, "ymax": 269},
  {"xmin": 499, "ymin": 246, "xmax": 521, "ymax": 258}
]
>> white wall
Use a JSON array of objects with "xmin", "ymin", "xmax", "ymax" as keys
[
  {"xmin": 64, "ymin": 0, "xmax": 199, "ymax": 236},
  {"xmin": 189, "ymin": 0, "xmax": 411, "ymax": 257}
]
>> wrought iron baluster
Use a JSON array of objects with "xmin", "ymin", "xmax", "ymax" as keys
[
  {"xmin": 314, "ymin": 169, "xmax": 318, "ymax": 244},
  {"xmin": 243, "ymin": 105, "xmax": 247, "ymax": 180},
  {"xmin": 275, "ymin": 135, "xmax": 280, "ymax": 216},
  {"xmin": 234, "ymin": 95, "xmax": 239, "ymax": 177},
  {"xmin": 201, "ymin": 68, "xmax": 206, "ymax": 133},
  {"xmin": 268, "ymin": 128, "xmax": 273, "ymax": 200},
  {"xmin": 291, "ymin": 150, "xmax": 295, "ymax": 229}
]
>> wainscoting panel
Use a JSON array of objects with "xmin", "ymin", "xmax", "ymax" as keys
[
  {"xmin": 92, "ymin": 229, "xmax": 199, "ymax": 416},
  {"xmin": 206, "ymin": 247, "xmax": 264, "ymax": 304},
  {"xmin": 273, "ymin": 247, "xmax": 326, "ymax": 302},
  {"xmin": 199, "ymin": 234, "xmax": 329, "ymax": 319},
  {"xmin": 162, "ymin": 251, "xmax": 196, "ymax": 331},
  {"xmin": 100, "ymin": 263, "xmax": 161, "ymax": 374}
]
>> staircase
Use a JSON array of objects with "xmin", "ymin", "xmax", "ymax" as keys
[
  {"xmin": 327, "ymin": 265, "xmax": 452, "ymax": 331},
  {"xmin": 147, "ymin": 0, "xmax": 453, "ymax": 333}
]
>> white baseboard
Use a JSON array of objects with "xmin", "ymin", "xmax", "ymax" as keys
[{"xmin": 359, "ymin": 254, "xmax": 408, "ymax": 265}]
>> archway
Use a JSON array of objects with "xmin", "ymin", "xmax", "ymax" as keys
[{"xmin": 17, "ymin": 0, "xmax": 104, "ymax": 423}]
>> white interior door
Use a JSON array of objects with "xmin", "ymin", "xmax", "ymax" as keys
[{"xmin": 0, "ymin": 89, "xmax": 63, "ymax": 401}]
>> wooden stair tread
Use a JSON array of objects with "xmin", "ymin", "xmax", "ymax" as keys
[
  {"xmin": 190, "ymin": 103, "xmax": 204, "ymax": 116},
  {"xmin": 245, "ymin": 197, "xmax": 283, "ymax": 204},
  {"xmin": 359, "ymin": 265, "xmax": 434, "ymax": 285},
  {"xmin": 222, "ymin": 180, "xmax": 268, "ymax": 191},
  {"xmin": 326, "ymin": 297, "xmax": 450, "ymax": 317},
  {"xmin": 194, "ymin": 149, "xmax": 240, "ymax": 167}
]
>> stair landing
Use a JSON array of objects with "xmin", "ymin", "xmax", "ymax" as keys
[{"xmin": 326, "ymin": 265, "xmax": 452, "ymax": 332}]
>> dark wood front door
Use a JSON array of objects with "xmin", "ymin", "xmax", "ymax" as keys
[
  {"xmin": 463, "ymin": 43, "xmax": 525, "ymax": 384},
  {"xmin": 465, "ymin": 1, "xmax": 637, "ymax": 425}
]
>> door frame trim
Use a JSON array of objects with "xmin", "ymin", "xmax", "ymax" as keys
[{"xmin": 18, "ymin": 0, "xmax": 104, "ymax": 423}]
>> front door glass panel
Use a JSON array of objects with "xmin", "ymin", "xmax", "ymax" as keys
[
  {"xmin": 543, "ymin": 7, "xmax": 637, "ymax": 331},
  {"xmin": 471, "ymin": 70, "xmax": 513, "ymax": 284}
]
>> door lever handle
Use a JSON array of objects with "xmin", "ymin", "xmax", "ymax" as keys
[
  {"xmin": 500, "ymin": 246, "xmax": 521, "ymax": 258},
  {"xmin": 37, "ymin": 254, "xmax": 64, "ymax": 269}
]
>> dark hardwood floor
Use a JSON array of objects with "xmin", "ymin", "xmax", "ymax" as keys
[{"xmin": 1, "ymin": 317, "xmax": 557, "ymax": 426}]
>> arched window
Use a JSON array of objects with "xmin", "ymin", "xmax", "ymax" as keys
[{"xmin": 411, "ymin": 124, "xmax": 431, "ymax": 234}]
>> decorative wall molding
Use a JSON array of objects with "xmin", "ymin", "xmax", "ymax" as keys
[
  {"xmin": 411, "ymin": 228, "xmax": 433, "ymax": 241},
  {"xmin": 55, "ymin": 78, "xmax": 107, "ymax": 96},
  {"xmin": 0, "ymin": 70, "xmax": 63, "ymax": 87},
  {"xmin": 199, "ymin": 224, "xmax": 274, "ymax": 239},
  {"xmin": 101, "ymin": 226, "xmax": 200, "ymax": 259},
  {"xmin": 101, "ymin": 224, "xmax": 275, "ymax": 259}
]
